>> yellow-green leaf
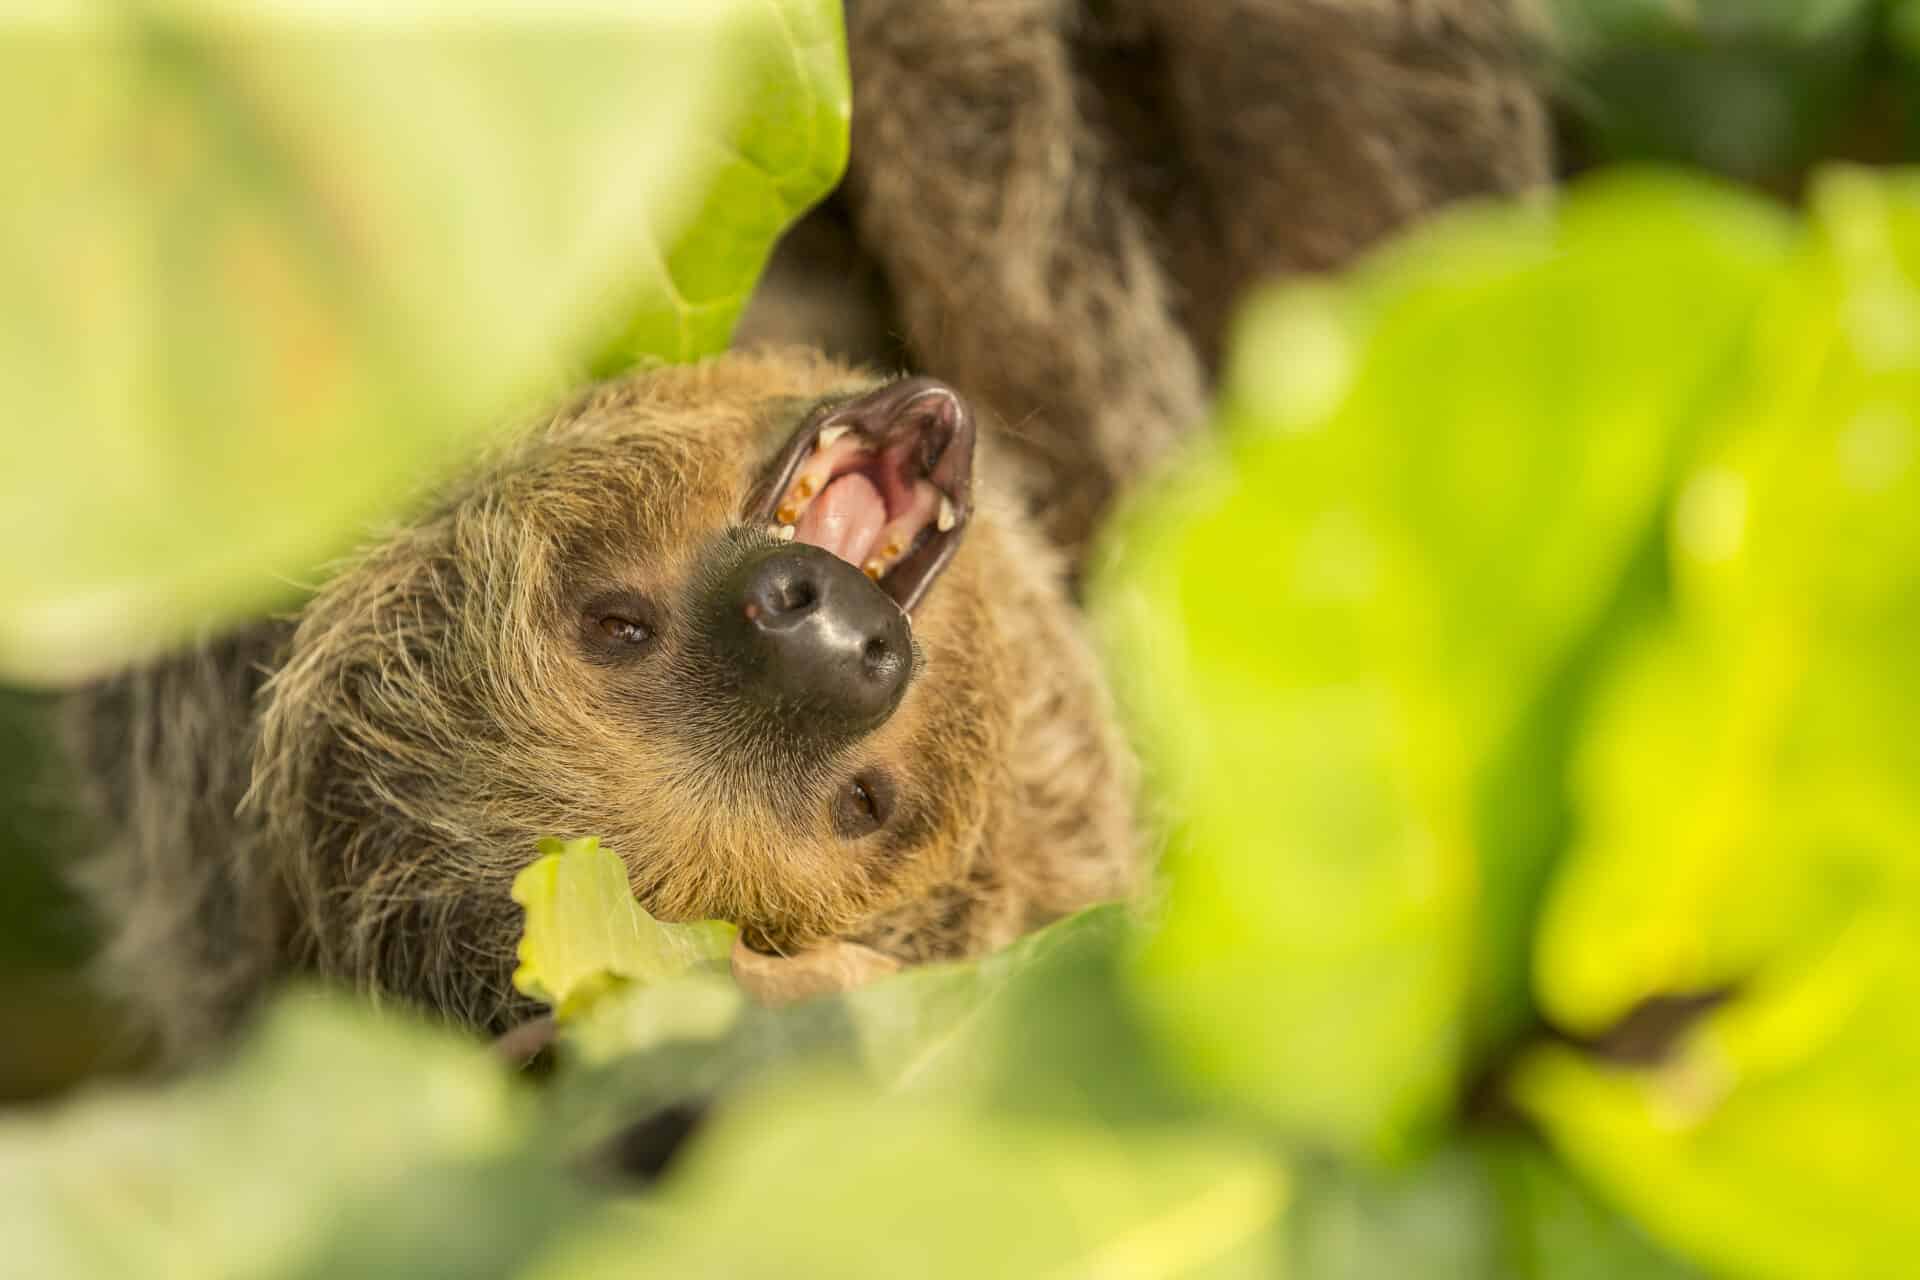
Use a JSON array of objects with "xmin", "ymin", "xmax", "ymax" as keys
[
  {"xmin": 1095, "ymin": 172, "xmax": 1790, "ymax": 1161},
  {"xmin": 0, "ymin": 0, "xmax": 849, "ymax": 684},
  {"xmin": 510, "ymin": 836, "xmax": 735, "ymax": 1022},
  {"xmin": 1521, "ymin": 167, "xmax": 1920, "ymax": 1279}
]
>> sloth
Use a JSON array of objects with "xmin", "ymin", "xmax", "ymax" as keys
[
  {"xmin": 70, "ymin": 353, "xmax": 1138, "ymax": 1060},
  {"xmin": 68, "ymin": 0, "xmax": 1551, "ymax": 1062}
]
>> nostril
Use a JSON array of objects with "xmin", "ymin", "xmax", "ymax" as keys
[
  {"xmin": 773, "ymin": 578, "xmax": 817, "ymax": 615},
  {"xmin": 713, "ymin": 543, "xmax": 915, "ymax": 740},
  {"xmin": 745, "ymin": 566, "xmax": 820, "ymax": 627}
]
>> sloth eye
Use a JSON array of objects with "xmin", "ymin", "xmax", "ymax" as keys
[
  {"xmin": 579, "ymin": 591, "xmax": 661, "ymax": 661},
  {"xmin": 597, "ymin": 615, "xmax": 653, "ymax": 645},
  {"xmin": 833, "ymin": 768, "xmax": 896, "ymax": 838}
]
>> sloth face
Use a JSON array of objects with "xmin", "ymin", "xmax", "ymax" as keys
[{"xmin": 261, "ymin": 350, "xmax": 1022, "ymax": 971}]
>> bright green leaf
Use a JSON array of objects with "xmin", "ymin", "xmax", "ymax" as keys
[
  {"xmin": 0, "ymin": 0, "xmax": 849, "ymax": 684},
  {"xmin": 1521, "ymin": 167, "xmax": 1920, "ymax": 1279},
  {"xmin": 1096, "ymin": 172, "xmax": 1790, "ymax": 1160},
  {"xmin": 510, "ymin": 835, "xmax": 735, "ymax": 1022}
]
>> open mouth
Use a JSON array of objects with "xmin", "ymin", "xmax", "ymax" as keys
[{"xmin": 748, "ymin": 377, "xmax": 975, "ymax": 614}]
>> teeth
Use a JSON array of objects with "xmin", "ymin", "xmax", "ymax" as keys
[
  {"xmin": 777, "ymin": 523, "xmax": 796, "ymax": 542},
  {"xmin": 862, "ymin": 480, "xmax": 945, "ymax": 583},
  {"xmin": 780, "ymin": 430, "xmax": 870, "ymax": 527},
  {"xmin": 863, "ymin": 539, "xmax": 906, "ymax": 581},
  {"xmin": 937, "ymin": 494, "xmax": 956, "ymax": 532}
]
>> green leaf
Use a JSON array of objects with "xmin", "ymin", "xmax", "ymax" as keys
[
  {"xmin": 1517, "ymin": 167, "xmax": 1920, "ymax": 1279},
  {"xmin": 510, "ymin": 835, "xmax": 735, "ymax": 1022},
  {"xmin": 523, "ymin": 1081, "xmax": 1290, "ymax": 1280},
  {"xmin": 839, "ymin": 904, "xmax": 1172, "ymax": 1104},
  {"xmin": 1284, "ymin": 1136, "xmax": 1702, "ymax": 1280},
  {"xmin": 0, "ymin": 992, "xmax": 553, "ymax": 1279},
  {"xmin": 1287, "ymin": 1145, "xmax": 1505, "ymax": 1280},
  {"xmin": 1541, "ymin": 0, "xmax": 1878, "ymax": 181},
  {"xmin": 1094, "ymin": 172, "xmax": 1791, "ymax": 1160},
  {"xmin": 0, "ymin": 0, "xmax": 849, "ymax": 684},
  {"xmin": 1478, "ymin": 1136, "xmax": 1705, "ymax": 1280},
  {"xmin": 535, "ymin": 907, "xmax": 1194, "ymax": 1164}
]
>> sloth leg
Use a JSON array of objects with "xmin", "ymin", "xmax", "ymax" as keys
[
  {"xmin": 843, "ymin": 0, "xmax": 1210, "ymax": 567},
  {"xmin": 840, "ymin": 0, "xmax": 1551, "ymax": 569},
  {"xmin": 1121, "ymin": 0, "xmax": 1555, "ymax": 366}
]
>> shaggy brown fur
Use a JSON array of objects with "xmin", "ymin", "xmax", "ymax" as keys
[
  {"xmin": 741, "ymin": 0, "xmax": 1552, "ymax": 556},
  {"xmin": 71, "ymin": 352, "xmax": 1137, "ymax": 1060},
  {"xmin": 71, "ymin": 0, "xmax": 1551, "ymax": 1061}
]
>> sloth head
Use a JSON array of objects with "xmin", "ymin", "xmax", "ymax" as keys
[{"xmin": 251, "ymin": 349, "xmax": 1042, "ymax": 1024}]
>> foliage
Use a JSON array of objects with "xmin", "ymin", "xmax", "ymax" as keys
[
  {"xmin": 0, "ymin": 0, "xmax": 848, "ymax": 684},
  {"xmin": 4, "ymin": 4, "xmax": 1919, "ymax": 1278},
  {"xmin": 510, "ymin": 836, "xmax": 735, "ymax": 1023},
  {"xmin": 1544, "ymin": 0, "xmax": 1884, "ymax": 182},
  {"xmin": 1090, "ymin": 163, "xmax": 1920, "ymax": 1275}
]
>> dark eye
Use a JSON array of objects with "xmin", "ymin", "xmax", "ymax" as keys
[
  {"xmin": 597, "ymin": 615, "xmax": 653, "ymax": 645},
  {"xmin": 832, "ymin": 768, "xmax": 896, "ymax": 838},
  {"xmin": 579, "ymin": 591, "xmax": 662, "ymax": 661}
]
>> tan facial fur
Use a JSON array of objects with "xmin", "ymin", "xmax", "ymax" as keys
[{"xmin": 71, "ymin": 349, "xmax": 1137, "ymax": 1058}]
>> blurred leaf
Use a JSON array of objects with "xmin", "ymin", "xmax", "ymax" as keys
[
  {"xmin": 0, "ymin": 992, "xmax": 557, "ymax": 1279},
  {"xmin": 1518, "ymin": 166, "xmax": 1920, "ymax": 1279},
  {"xmin": 1287, "ymin": 1135, "xmax": 1702, "ymax": 1280},
  {"xmin": 1478, "ymin": 1136, "xmax": 1705, "ymax": 1280},
  {"xmin": 839, "ymin": 903, "xmax": 1171, "ymax": 1103},
  {"xmin": 1544, "ymin": 0, "xmax": 1879, "ymax": 183},
  {"xmin": 511, "ymin": 835, "xmax": 735, "ymax": 1022},
  {"xmin": 539, "ymin": 907, "xmax": 1192, "ymax": 1160},
  {"xmin": 1287, "ymin": 1146, "xmax": 1504, "ymax": 1280},
  {"xmin": 285, "ymin": 1152, "xmax": 589, "ymax": 1280},
  {"xmin": 0, "ymin": 0, "xmax": 849, "ymax": 683},
  {"xmin": 525, "ymin": 1080, "xmax": 1290, "ymax": 1280},
  {"xmin": 1095, "ymin": 172, "xmax": 1791, "ymax": 1160}
]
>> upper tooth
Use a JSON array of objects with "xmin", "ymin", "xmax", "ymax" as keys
[
  {"xmin": 777, "ymin": 524, "xmax": 797, "ymax": 542},
  {"xmin": 816, "ymin": 425, "xmax": 851, "ymax": 451},
  {"xmin": 937, "ymin": 495, "xmax": 957, "ymax": 532}
]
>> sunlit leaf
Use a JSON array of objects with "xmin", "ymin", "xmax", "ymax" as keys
[
  {"xmin": 1095, "ymin": 172, "xmax": 1790, "ymax": 1160},
  {"xmin": 0, "ymin": 0, "xmax": 849, "ymax": 683},
  {"xmin": 511, "ymin": 835, "xmax": 735, "ymax": 1022},
  {"xmin": 1521, "ymin": 167, "xmax": 1920, "ymax": 1279}
]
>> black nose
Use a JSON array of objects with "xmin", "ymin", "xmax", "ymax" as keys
[{"xmin": 706, "ymin": 543, "xmax": 912, "ymax": 739}]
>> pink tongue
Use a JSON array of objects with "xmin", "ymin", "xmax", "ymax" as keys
[{"xmin": 794, "ymin": 472, "xmax": 887, "ymax": 568}]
